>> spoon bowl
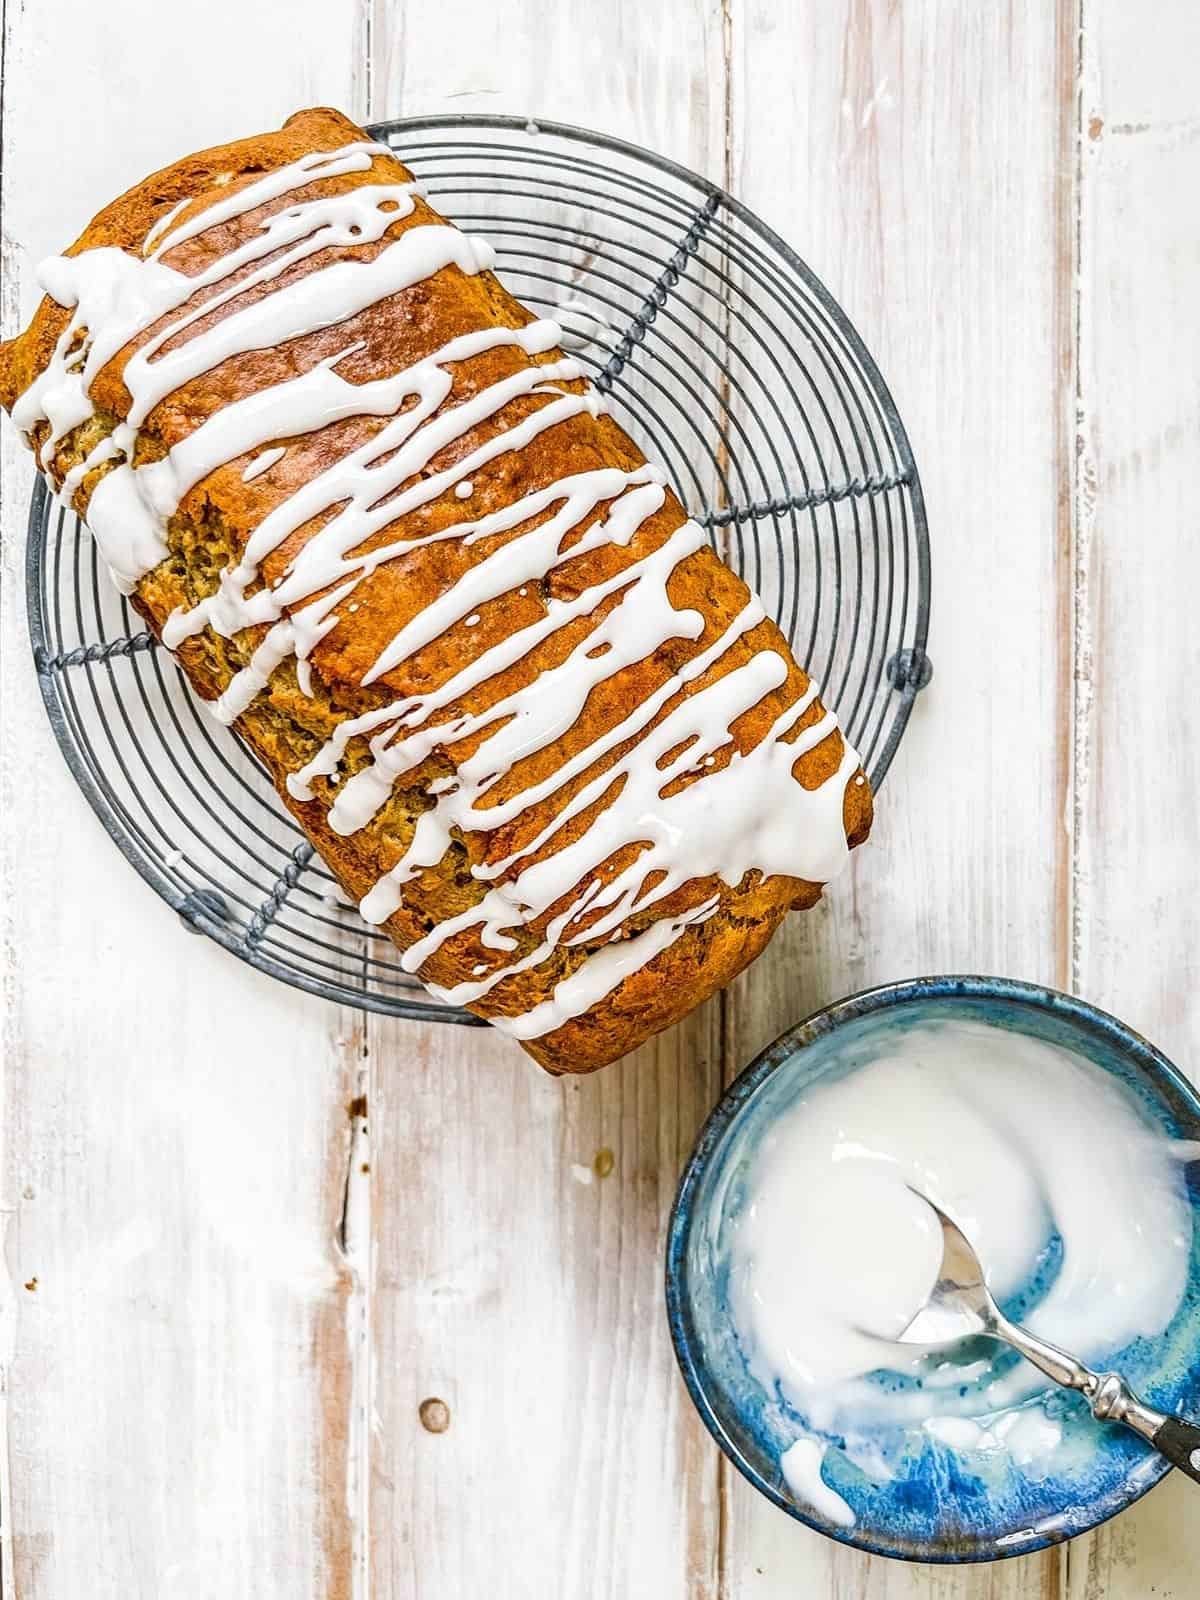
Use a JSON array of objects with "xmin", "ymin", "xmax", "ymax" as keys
[
  {"xmin": 896, "ymin": 1197, "xmax": 993, "ymax": 1345},
  {"xmin": 902, "ymin": 1191, "xmax": 1200, "ymax": 1485}
]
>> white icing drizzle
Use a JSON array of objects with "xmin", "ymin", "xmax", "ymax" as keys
[
  {"xmin": 427, "ymin": 878, "xmax": 610, "ymax": 1009},
  {"xmin": 355, "ymin": 619, "xmax": 851, "ymax": 990},
  {"xmin": 86, "ymin": 451, "xmax": 172, "ymax": 593},
  {"xmin": 141, "ymin": 197, "xmax": 191, "ymax": 257},
  {"xmin": 146, "ymin": 143, "xmax": 390, "ymax": 260},
  {"xmin": 779, "ymin": 1437, "xmax": 855, "ymax": 1529},
  {"xmin": 489, "ymin": 895, "xmax": 721, "ymax": 1041},
  {"xmin": 286, "ymin": 503, "xmax": 689, "ymax": 802},
  {"xmin": 331, "ymin": 508, "xmax": 701, "ymax": 846},
  {"xmin": 242, "ymin": 446, "xmax": 286, "ymax": 482},
  {"xmin": 17, "ymin": 160, "xmax": 423, "ymax": 453},
  {"xmin": 58, "ymin": 430, "xmax": 122, "ymax": 499},
  {"xmin": 162, "ymin": 326, "xmax": 584, "ymax": 713},
  {"xmin": 15, "ymin": 136, "xmax": 863, "ymax": 1040}
]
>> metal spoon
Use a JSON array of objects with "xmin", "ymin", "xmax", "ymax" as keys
[{"xmin": 899, "ymin": 1193, "xmax": 1200, "ymax": 1486}]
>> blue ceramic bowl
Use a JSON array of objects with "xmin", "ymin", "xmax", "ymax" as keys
[{"xmin": 665, "ymin": 976, "xmax": 1200, "ymax": 1562}]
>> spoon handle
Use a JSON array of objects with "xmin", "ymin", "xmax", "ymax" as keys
[
  {"xmin": 990, "ymin": 1312, "xmax": 1095, "ymax": 1394},
  {"xmin": 1151, "ymin": 1416, "xmax": 1200, "ymax": 1485},
  {"xmin": 994, "ymin": 1312, "xmax": 1200, "ymax": 1486}
]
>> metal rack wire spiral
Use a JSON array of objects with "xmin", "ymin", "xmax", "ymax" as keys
[{"xmin": 26, "ymin": 114, "xmax": 932, "ymax": 1023}]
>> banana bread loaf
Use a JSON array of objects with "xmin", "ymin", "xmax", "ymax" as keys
[{"xmin": 0, "ymin": 107, "xmax": 871, "ymax": 1073}]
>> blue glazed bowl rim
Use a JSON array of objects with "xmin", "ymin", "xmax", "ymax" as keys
[{"xmin": 664, "ymin": 973, "xmax": 1200, "ymax": 1564}]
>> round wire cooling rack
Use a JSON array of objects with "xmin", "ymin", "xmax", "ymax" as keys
[{"xmin": 26, "ymin": 113, "xmax": 931, "ymax": 1024}]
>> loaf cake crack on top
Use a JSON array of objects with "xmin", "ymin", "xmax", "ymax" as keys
[{"xmin": 0, "ymin": 107, "xmax": 872, "ymax": 1073}]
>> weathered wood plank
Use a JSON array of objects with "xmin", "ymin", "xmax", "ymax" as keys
[
  {"xmin": 1066, "ymin": 5, "xmax": 1200, "ymax": 1597},
  {"xmin": 4, "ymin": 3, "xmax": 1195, "ymax": 1597},
  {"xmin": 720, "ymin": 2, "xmax": 1077, "ymax": 1594},
  {"xmin": 362, "ymin": 4, "xmax": 730, "ymax": 1596},
  {"xmin": 0, "ymin": 5, "xmax": 365, "ymax": 1594}
]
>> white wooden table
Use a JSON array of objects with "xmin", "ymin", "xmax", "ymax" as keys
[{"xmin": 2, "ymin": 2, "xmax": 1197, "ymax": 1595}]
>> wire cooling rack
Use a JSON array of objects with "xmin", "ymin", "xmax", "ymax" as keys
[{"xmin": 26, "ymin": 113, "xmax": 932, "ymax": 1023}]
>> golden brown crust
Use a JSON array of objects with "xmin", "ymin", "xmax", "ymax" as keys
[{"xmin": 0, "ymin": 107, "xmax": 872, "ymax": 1073}]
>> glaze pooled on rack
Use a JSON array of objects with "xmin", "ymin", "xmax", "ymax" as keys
[{"xmin": 0, "ymin": 107, "xmax": 871, "ymax": 1072}]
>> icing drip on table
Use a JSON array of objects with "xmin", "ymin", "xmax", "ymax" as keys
[
  {"xmin": 16, "ymin": 138, "xmax": 862, "ymax": 1038},
  {"xmin": 779, "ymin": 1437, "xmax": 855, "ymax": 1529}
]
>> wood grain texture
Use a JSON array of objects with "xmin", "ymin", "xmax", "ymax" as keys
[
  {"xmin": 720, "ymin": 1, "xmax": 1077, "ymax": 1594},
  {"xmin": 2, "ymin": 0, "xmax": 1198, "ymax": 1596},
  {"xmin": 362, "ymin": 5, "xmax": 729, "ymax": 1595},
  {"xmin": 1065, "ymin": 2, "xmax": 1200, "ymax": 1596},
  {"xmin": 0, "ymin": 3, "xmax": 364, "ymax": 1596}
]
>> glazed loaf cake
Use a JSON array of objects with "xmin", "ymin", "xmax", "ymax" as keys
[{"xmin": 0, "ymin": 107, "xmax": 871, "ymax": 1073}]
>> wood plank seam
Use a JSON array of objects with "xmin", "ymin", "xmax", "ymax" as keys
[
  {"xmin": 2, "ymin": 5, "xmax": 366, "ymax": 1593},
  {"xmin": 352, "ymin": 17, "xmax": 378, "ymax": 1598},
  {"xmin": 1068, "ymin": 0, "xmax": 1096, "ymax": 1014},
  {"xmin": 337, "ymin": 1072, "xmax": 372, "ymax": 1600},
  {"xmin": 0, "ymin": 1194, "xmax": 13, "ymax": 1600},
  {"xmin": 1, "ymin": 0, "xmax": 19, "ymax": 1590},
  {"xmin": 716, "ymin": 2, "xmax": 735, "ymax": 1594},
  {"xmin": 1062, "ymin": 0, "xmax": 1086, "ymax": 1593},
  {"xmin": 338, "ymin": 27, "xmax": 376, "ymax": 1600},
  {"xmin": 5, "ymin": 3, "xmax": 1154, "ymax": 1592}
]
